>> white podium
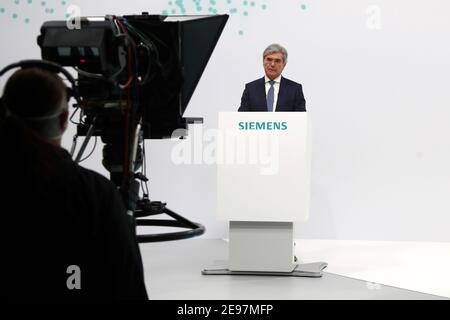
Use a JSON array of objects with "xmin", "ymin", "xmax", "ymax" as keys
[{"xmin": 203, "ymin": 112, "xmax": 327, "ymax": 277}]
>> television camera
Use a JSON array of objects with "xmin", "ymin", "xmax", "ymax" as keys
[{"xmin": 37, "ymin": 13, "xmax": 228, "ymax": 242}]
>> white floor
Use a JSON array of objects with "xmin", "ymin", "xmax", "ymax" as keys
[
  {"xmin": 139, "ymin": 238, "xmax": 447, "ymax": 299},
  {"xmin": 296, "ymin": 239, "xmax": 450, "ymax": 298}
]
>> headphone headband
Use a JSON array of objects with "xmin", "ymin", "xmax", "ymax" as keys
[{"xmin": 0, "ymin": 59, "xmax": 81, "ymax": 105}]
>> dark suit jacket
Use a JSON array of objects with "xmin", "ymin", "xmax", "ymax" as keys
[{"xmin": 238, "ymin": 76, "xmax": 306, "ymax": 112}]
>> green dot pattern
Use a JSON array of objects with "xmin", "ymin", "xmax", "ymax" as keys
[
  {"xmin": 2, "ymin": 1, "xmax": 308, "ymax": 30},
  {"xmin": 159, "ymin": 1, "xmax": 309, "ymax": 36},
  {"xmin": 161, "ymin": 0, "xmax": 269, "ymax": 17},
  {"xmin": 160, "ymin": 0, "xmax": 282, "ymax": 35},
  {"xmin": 0, "ymin": 0, "xmax": 70, "ymax": 24}
]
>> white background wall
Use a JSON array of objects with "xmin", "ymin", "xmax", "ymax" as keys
[{"xmin": 1, "ymin": 0, "xmax": 450, "ymax": 241}]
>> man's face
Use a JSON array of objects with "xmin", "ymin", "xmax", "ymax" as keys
[{"xmin": 263, "ymin": 52, "xmax": 286, "ymax": 80}]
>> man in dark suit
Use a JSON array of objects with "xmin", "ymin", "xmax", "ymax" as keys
[{"xmin": 238, "ymin": 43, "xmax": 306, "ymax": 112}]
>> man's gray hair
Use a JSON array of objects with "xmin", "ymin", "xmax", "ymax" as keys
[{"xmin": 263, "ymin": 44, "xmax": 288, "ymax": 63}]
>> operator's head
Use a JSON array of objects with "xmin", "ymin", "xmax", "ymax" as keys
[
  {"xmin": 263, "ymin": 44, "xmax": 288, "ymax": 80},
  {"xmin": 2, "ymin": 67, "xmax": 68, "ymax": 145}
]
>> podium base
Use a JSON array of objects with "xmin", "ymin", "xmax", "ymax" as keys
[{"xmin": 202, "ymin": 262, "xmax": 328, "ymax": 278}]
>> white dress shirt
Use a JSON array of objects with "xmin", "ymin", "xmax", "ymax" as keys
[{"xmin": 264, "ymin": 75, "xmax": 281, "ymax": 112}]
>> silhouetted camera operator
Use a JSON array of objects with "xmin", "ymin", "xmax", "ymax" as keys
[{"xmin": 0, "ymin": 67, "xmax": 148, "ymax": 299}]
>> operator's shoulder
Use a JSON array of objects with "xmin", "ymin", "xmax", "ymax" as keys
[
  {"xmin": 76, "ymin": 165, "xmax": 114, "ymax": 187},
  {"xmin": 62, "ymin": 156, "xmax": 116, "ymax": 192}
]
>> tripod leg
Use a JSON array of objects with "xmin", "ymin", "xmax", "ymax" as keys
[{"xmin": 163, "ymin": 207, "xmax": 200, "ymax": 229}]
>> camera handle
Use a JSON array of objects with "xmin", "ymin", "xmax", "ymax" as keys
[{"xmin": 72, "ymin": 117, "xmax": 97, "ymax": 162}]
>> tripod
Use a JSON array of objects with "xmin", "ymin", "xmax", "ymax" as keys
[{"xmin": 71, "ymin": 116, "xmax": 205, "ymax": 243}]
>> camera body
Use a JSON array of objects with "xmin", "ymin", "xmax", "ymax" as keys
[
  {"xmin": 36, "ymin": 14, "xmax": 228, "ymax": 221},
  {"xmin": 38, "ymin": 15, "xmax": 187, "ymax": 140}
]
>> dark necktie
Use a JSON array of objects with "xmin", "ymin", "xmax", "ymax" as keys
[{"xmin": 266, "ymin": 80, "xmax": 275, "ymax": 112}]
